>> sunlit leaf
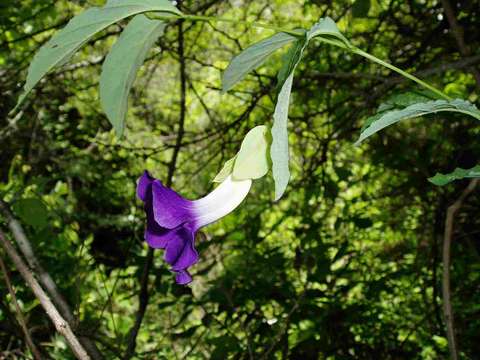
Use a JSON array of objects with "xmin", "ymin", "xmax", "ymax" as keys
[
  {"xmin": 232, "ymin": 125, "xmax": 270, "ymax": 180},
  {"xmin": 13, "ymin": 0, "xmax": 180, "ymax": 110},
  {"xmin": 355, "ymin": 99, "xmax": 480, "ymax": 145},
  {"xmin": 222, "ymin": 32, "xmax": 297, "ymax": 93},
  {"xmin": 213, "ymin": 156, "xmax": 237, "ymax": 183},
  {"xmin": 428, "ymin": 165, "xmax": 480, "ymax": 186},
  {"xmin": 100, "ymin": 15, "xmax": 166, "ymax": 137}
]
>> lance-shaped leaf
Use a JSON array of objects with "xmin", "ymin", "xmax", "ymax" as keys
[
  {"xmin": 307, "ymin": 17, "xmax": 350, "ymax": 46},
  {"xmin": 13, "ymin": 0, "xmax": 180, "ymax": 110},
  {"xmin": 213, "ymin": 156, "xmax": 237, "ymax": 183},
  {"xmin": 271, "ymin": 35, "xmax": 308, "ymax": 201},
  {"xmin": 355, "ymin": 99, "xmax": 480, "ymax": 145},
  {"xmin": 100, "ymin": 15, "xmax": 166, "ymax": 137},
  {"xmin": 222, "ymin": 32, "xmax": 297, "ymax": 93},
  {"xmin": 428, "ymin": 165, "xmax": 480, "ymax": 186},
  {"xmin": 233, "ymin": 125, "xmax": 270, "ymax": 180}
]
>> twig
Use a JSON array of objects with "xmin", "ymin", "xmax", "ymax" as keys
[
  {"xmin": 122, "ymin": 248, "xmax": 154, "ymax": 359},
  {"xmin": 442, "ymin": 179, "xmax": 478, "ymax": 360},
  {"xmin": 0, "ymin": 200, "xmax": 103, "ymax": 359},
  {"xmin": 0, "ymin": 254, "xmax": 42, "ymax": 360},
  {"xmin": 0, "ymin": 230, "xmax": 91, "ymax": 359}
]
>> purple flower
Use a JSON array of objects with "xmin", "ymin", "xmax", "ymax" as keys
[{"xmin": 137, "ymin": 171, "xmax": 251, "ymax": 285}]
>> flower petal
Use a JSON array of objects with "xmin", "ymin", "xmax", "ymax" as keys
[
  {"xmin": 137, "ymin": 170, "xmax": 155, "ymax": 202},
  {"xmin": 175, "ymin": 270, "xmax": 192, "ymax": 285},
  {"xmin": 145, "ymin": 223, "xmax": 174, "ymax": 249},
  {"xmin": 193, "ymin": 176, "xmax": 252, "ymax": 228},
  {"xmin": 152, "ymin": 180, "xmax": 194, "ymax": 229},
  {"xmin": 164, "ymin": 225, "xmax": 198, "ymax": 271}
]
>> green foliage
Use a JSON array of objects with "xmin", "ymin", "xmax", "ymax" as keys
[
  {"xmin": 270, "ymin": 36, "xmax": 307, "ymax": 200},
  {"xmin": 222, "ymin": 32, "xmax": 297, "ymax": 93},
  {"xmin": 2, "ymin": 1, "xmax": 480, "ymax": 359},
  {"xmin": 429, "ymin": 165, "xmax": 480, "ymax": 186},
  {"xmin": 12, "ymin": 198, "xmax": 49, "ymax": 229},
  {"xmin": 356, "ymin": 99, "xmax": 480, "ymax": 145},
  {"xmin": 352, "ymin": 0, "xmax": 371, "ymax": 18},
  {"xmin": 307, "ymin": 16, "xmax": 351, "ymax": 46},
  {"xmin": 100, "ymin": 15, "xmax": 166, "ymax": 137},
  {"xmin": 14, "ymin": 0, "xmax": 180, "ymax": 110}
]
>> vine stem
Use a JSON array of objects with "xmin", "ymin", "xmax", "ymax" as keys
[
  {"xmin": 350, "ymin": 47, "xmax": 452, "ymax": 100},
  {"xmin": 148, "ymin": 13, "xmax": 302, "ymax": 36},
  {"xmin": 151, "ymin": 13, "xmax": 451, "ymax": 100}
]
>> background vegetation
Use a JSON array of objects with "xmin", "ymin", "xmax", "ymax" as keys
[{"xmin": 1, "ymin": 0, "xmax": 479, "ymax": 359}]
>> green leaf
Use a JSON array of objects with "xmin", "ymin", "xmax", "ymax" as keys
[
  {"xmin": 100, "ymin": 15, "xmax": 166, "ymax": 137},
  {"xmin": 13, "ymin": 0, "xmax": 180, "ymax": 110},
  {"xmin": 222, "ymin": 32, "xmax": 297, "ymax": 93},
  {"xmin": 377, "ymin": 90, "xmax": 436, "ymax": 112},
  {"xmin": 352, "ymin": 0, "xmax": 371, "ymax": 18},
  {"xmin": 213, "ymin": 156, "xmax": 237, "ymax": 183},
  {"xmin": 233, "ymin": 125, "xmax": 270, "ymax": 180},
  {"xmin": 276, "ymin": 31, "xmax": 308, "ymax": 88},
  {"xmin": 307, "ymin": 17, "xmax": 350, "ymax": 46},
  {"xmin": 12, "ymin": 198, "xmax": 48, "ymax": 229},
  {"xmin": 428, "ymin": 165, "xmax": 480, "ymax": 186},
  {"xmin": 271, "ymin": 36, "xmax": 308, "ymax": 201},
  {"xmin": 355, "ymin": 99, "xmax": 480, "ymax": 145}
]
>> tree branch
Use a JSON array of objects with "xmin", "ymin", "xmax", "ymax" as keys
[
  {"xmin": 0, "ymin": 200, "xmax": 103, "ymax": 359},
  {"xmin": 442, "ymin": 179, "xmax": 478, "ymax": 360},
  {"xmin": 0, "ymin": 254, "xmax": 42, "ymax": 360},
  {"xmin": 0, "ymin": 230, "xmax": 91, "ymax": 359}
]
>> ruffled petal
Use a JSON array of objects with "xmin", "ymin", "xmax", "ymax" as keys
[
  {"xmin": 152, "ymin": 180, "xmax": 194, "ymax": 229},
  {"xmin": 175, "ymin": 270, "xmax": 192, "ymax": 285},
  {"xmin": 145, "ymin": 223, "xmax": 174, "ymax": 249},
  {"xmin": 164, "ymin": 225, "xmax": 199, "ymax": 271},
  {"xmin": 137, "ymin": 171, "xmax": 155, "ymax": 202}
]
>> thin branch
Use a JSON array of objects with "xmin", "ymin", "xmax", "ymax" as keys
[
  {"xmin": 122, "ymin": 248, "xmax": 154, "ymax": 359},
  {"xmin": 0, "ymin": 230, "xmax": 90, "ymax": 360},
  {"xmin": 0, "ymin": 200, "xmax": 103, "ymax": 360},
  {"xmin": 442, "ymin": 179, "xmax": 478, "ymax": 360},
  {"xmin": 0, "ymin": 254, "xmax": 42, "ymax": 360},
  {"xmin": 123, "ymin": 9, "xmax": 189, "ymax": 359}
]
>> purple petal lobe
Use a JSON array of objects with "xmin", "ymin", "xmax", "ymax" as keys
[
  {"xmin": 175, "ymin": 270, "xmax": 192, "ymax": 285},
  {"xmin": 145, "ymin": 225, "xmax": 172, "ymax": 249},
  {"xmin": 137, "ymin": 171, "xmax": 155, "ymax": 202},
  {"xmin": 164, "ymin": 225, "xmax": 199, "ymax": 271},
  {"xmin": 152, "ymin": 180, "xmax": 194, "ymax": 229}
]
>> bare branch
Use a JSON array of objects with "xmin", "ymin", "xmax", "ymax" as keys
[
  {"xmin": 0, "ymin": 254, "xmax": 42, "ymax": 360},
  {"xmin": 0, "ymin": 200, "xmax": 103, "ymax": 360},
  {"xmin": 0, "ymin": 230, "xmax": 91, "ymax": 359}
]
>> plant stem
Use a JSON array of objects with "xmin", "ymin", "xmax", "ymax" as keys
[
  {"xmin": 350, "ymin": 47, "xmax": 452, "ymax": 100},
  {"xmin": 152, "ymin": 12, "xmax": 451, "ymax": 100}
]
